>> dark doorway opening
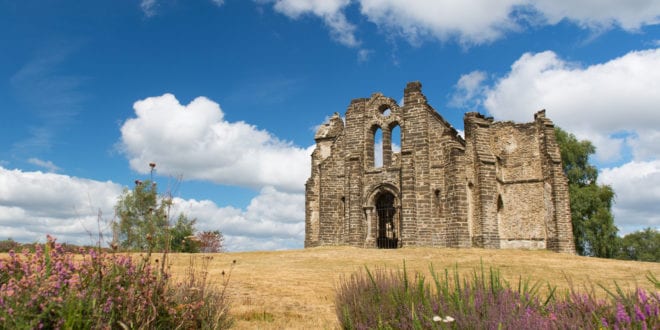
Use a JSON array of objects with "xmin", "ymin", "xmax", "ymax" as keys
[{"xmin": 376, "ymin": 192, "xmax": 398, "ymax": 248}]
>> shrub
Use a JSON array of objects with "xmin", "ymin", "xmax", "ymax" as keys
[
  {"xmin": 336, "ymin": 262, "xmax": 659, "ymax": 329},
  {"xmin": 0, "ymin": 235, "xmax": 232, "ymax": 329}
]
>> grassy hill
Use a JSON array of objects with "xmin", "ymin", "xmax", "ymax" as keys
[{"xmin": 164, "ymin": 247, "xmax": 660, "ymax": 329}]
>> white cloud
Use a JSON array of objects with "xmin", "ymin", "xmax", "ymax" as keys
[
  {"xmin": 362, "ymin": 1, "xmax": 660, "ymax": 45},
  {"xmin": 449, "ymin": 70, "xmax": 487, "ymax": 109},
  {"xmin": 599, "ymin": 161, "xmax": 660, "ymax": 234},
  {"xmin": 359, "ymin": 0, "xmax": 524, "ymax": 45},
  {"xmin": 119, "ymin": 94, "xmax": 313, "ymax": 192},
  {"xmin": 532, "ymin": 0, "xmax": 660, "ymax": 31},
  {"xmin": 269, "ymin": 0, "xmax": 359, "ymax": 47},
  {"xmin": 263, "ymin": 1, "xmax": 660, "ymax": 46},
  {"xmin": 140, "ymin": 0, "xmax": 157, "ymax": 17},
  {"xmin": 27, "ymin": 158, "xmax": 60, "ymax": 173},
  {"xmin": 0, "ymin": 166, "xmax": 304, "ymax": 251},
  {"xmin": 482, "ymin": 48, "xmax": 660, "ymax": 163},
  {"xmin": 0, "ymin": 167, "xmax": 123, "ymax": 245},
  {"xmin": 357, "ymin": 48, "xmax": 372, "ymax": 62},
  {"xmin": 173, "ymin": 186, "xmax": 304, "ymax": 251},
  {"xmin": 211, "ymin": 0, "xmax": 225, "ymax": 6}
]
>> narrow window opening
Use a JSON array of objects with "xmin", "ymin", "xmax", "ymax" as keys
[
  {"xmin": 497, "ymin": 195, "xmax": 504, "ymax": 212},
  {"xmin": 435, "ymin": 189, "xmax": 442, "ymax": 216},
  {"xmin": 391, "ymin": 124, "xmax": 401, "ymax": 153},
  {"xmin": 340, "ymin": 196, "xmax": 346, "ymax": 222},
  {"xmin": 374, "ymin": 127, "xmax": 383, "ymax": 167}
]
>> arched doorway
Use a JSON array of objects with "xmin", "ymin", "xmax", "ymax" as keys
[{"xmin": 376, "ymin": 192, "xmax": 398, "ymax": 248}]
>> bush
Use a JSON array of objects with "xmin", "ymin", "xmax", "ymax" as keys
[
  {"xmin": 336, "ymin": 262, "xmax": 659, "ymax": 329},
  {"xmin": 0, "ymin": 235, "xmax": 232, "ymax": 329}
]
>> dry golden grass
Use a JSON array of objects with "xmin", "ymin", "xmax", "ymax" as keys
[{"xmin": 164, "ymin": 247, "xmax": 660, "ymax": 329}]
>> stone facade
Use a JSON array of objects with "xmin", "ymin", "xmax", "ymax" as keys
[{"xmin": 305, "ymin": 82, "xmax": 575, "ymax": 253}]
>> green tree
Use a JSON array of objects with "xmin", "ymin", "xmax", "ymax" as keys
[
  {"xmin": 114, "ymin": 179, "xmax": 170, "ymax": 251},
  {"xmin": 555, "ymin": 127, "xmax": 618, "ymax": 257},
  {"xmin": 169, "ymin": 214, "xmax": 199, "ymax": 253},
  {"xmin": 617, "ymin": 228, "xmax": 660, "ymax": 262},
  {"xmin": 113, "ymin": 164, "xmax": 198, "ymax": 252}
]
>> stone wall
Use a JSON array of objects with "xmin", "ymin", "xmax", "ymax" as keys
[{"xmin": 305, "ymin": 82, "xmax": 575, "ymax": 253}]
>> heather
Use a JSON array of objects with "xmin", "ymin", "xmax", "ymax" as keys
[
  {"xmin": 336, "ymin": 263, "xmax": 659, "ymax": 329},
  {"xmin": 0, "ymin": 235, "xmax": 232, "ymax": 329}
]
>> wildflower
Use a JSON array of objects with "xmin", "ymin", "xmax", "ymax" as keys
[
  {"xmin": 601, "ymin": 317, "xmax": 609, "ymax": 327},
  {"xmin": 443, "ymin": 316, "xmax": 455, "ymax": 323},
  {"xmin": 149, "ymin": 162, "xmax": 156, "ymax": 168},
  {"xmin": 135, "ymin": 179, "xmax": 142, "ymax": 185},
  {"xmin": 616, "ymin": 302, "xmax": 631, "ymax": 323},
  {"xmin": 634, "ymin": 305, "xmax": 645, "ymax": 321},
  {"xmin": 433, "ymin": 315, "xmax": 442, "ymax": 322}
]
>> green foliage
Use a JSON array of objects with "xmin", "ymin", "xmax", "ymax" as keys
[
  {"xmin": 555, "ymin": 127, "xmax": 618, "ymax": 257},
  {"xmin": 114, "ymin": 179, "xmax": 173, "ymax": 252},
  {"xmin": 170, "ymin": 214, "xmax": 200, "ymax": 253},
  {"xmin": 113, "ymin": 165, "xmax": 224, "ymax": 253},
  {"xmin": 555, "ymin": 128, "xmax": 598, "ymax": 186},
  {"xmin": 616, "ymin": 228, "xmax": 660, "ymax": 262}
]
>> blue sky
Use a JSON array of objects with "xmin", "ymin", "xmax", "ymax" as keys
[{"xmin": 1, "ymin": 0, "xmax": 659, "ymax": 251}]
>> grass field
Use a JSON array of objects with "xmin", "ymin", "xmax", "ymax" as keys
[{"xmin": 162, "ymin": 247, "xmax": 660, "ymax": 329}]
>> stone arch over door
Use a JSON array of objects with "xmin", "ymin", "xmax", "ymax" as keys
[{"xmin": 364, "ymin": 184, "xmax": 401, "ymax": 248}]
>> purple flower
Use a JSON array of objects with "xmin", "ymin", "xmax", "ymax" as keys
[
  {"xmin": 601, "ymin": 317, "xmax": 609, "ymax": 327},
  {"xmin": 634, "ymin": 305, "xmax": 645, "ymax": 321},
  {"xmin": 103, "ymin": 297, "xmax": 113, "ymax": 313},
  {"xmin": 616, "ymin": 302, "xmax": 631, "ymax": 324}
]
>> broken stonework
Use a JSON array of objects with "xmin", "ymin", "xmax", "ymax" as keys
[{"xmin": 305, "ymin": 82, "xmax": 575, "ymax": 254}]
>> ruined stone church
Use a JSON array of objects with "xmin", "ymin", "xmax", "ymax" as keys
[{"xmin": 305, "ymin": 82, "xmax": 575, "ymax": 253}]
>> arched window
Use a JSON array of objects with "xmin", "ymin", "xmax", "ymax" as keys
[{"xmin": 374, "ymin": 127, "xmax": 383, "ymax": 167}]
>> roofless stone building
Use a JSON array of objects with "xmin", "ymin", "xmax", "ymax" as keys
[{"xmin": 305, "ymin": 82, "xmax": 575, "ymax": 253}]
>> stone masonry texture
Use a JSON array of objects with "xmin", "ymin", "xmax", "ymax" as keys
[{"xmin": 305, "ymin": 82, "xmax": 576, "ymax": 253}]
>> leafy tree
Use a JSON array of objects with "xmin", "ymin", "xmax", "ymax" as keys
[
  {"xmin": 114, "ymin": 178, "xmax": 170, "ymax": 252},
  {"xmin": 555, "ymin": 128, "xmax": 618, "ymax": 257},
  {"xmin": 113, "ymin": 164, "xmax": 226, "ymax": 253},
  {"xmin": 169, "ymin": 214, "xmax": 200, "ymax": 253},
  {"xmin": 616, "ymin": 228, "xmax": 659, "ymax": 262},
  {"xmin": 113, "ymin": 164, "xmax": 196, "ymax": 252}
]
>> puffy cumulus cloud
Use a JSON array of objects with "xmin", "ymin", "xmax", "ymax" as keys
[
  {"xmin": 361, "ymin": 0, "xmax": 660, "ymax": 45},
  {"xmin": 481, "ymin": 49, "xmax": 660, "ymax": 163},
  {"xmin": 533, "ymin": 0, "xmax": 660, "ymax": 31},
  {"xmin": 359, "ymin": 0, "xmax": 523, "ymax": 45},
  {"xmin": 119, "ymin": 94, "xmax": 313, "ymax": 192},
  {"xmin": 599, "ymin": 161, "xmax": 660, "ymax": 234},
  {"xmin": 0, "ymin": 167, "xmax": 123, "ymax": 245},
  {"xmin": 267, "ymin": 0, "xmax": 359, "ymax": 47},
  {"xmin": 172, "ymin": 186, "xmax": 305, "ymax": 251},
  {"xmin": 263, "ymin": 1, "xmax": 660, "ymax": 46},
  {"xmin": 0, "ymin": 166, "xmax": 305, "ymax": 251}
]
